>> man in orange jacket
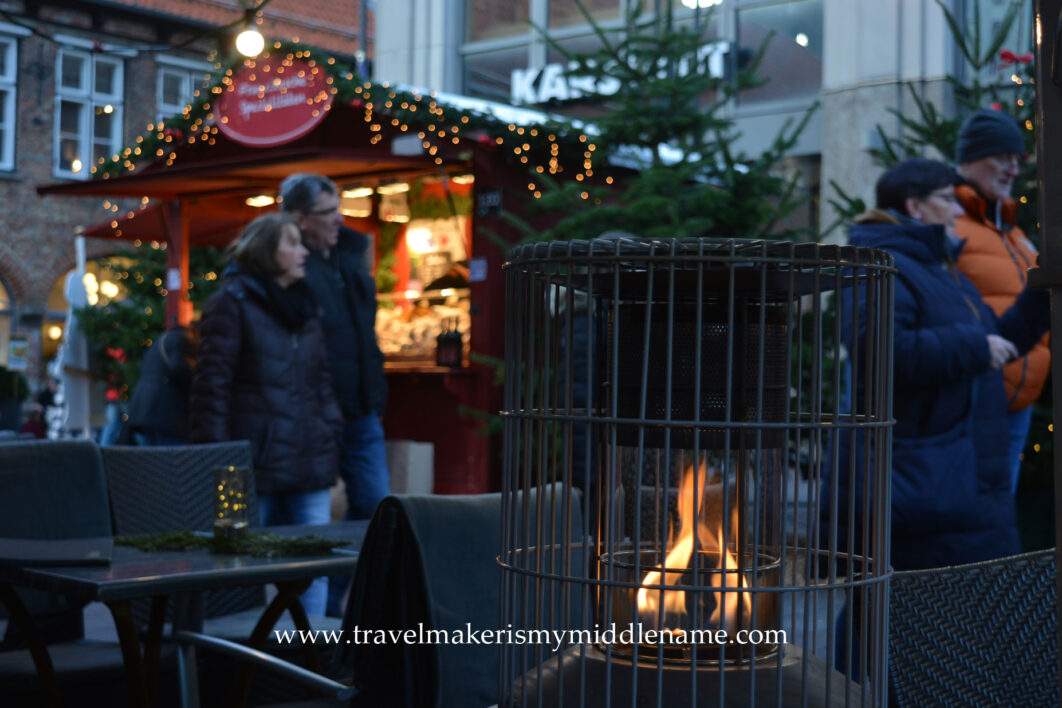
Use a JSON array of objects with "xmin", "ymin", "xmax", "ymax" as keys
[{"xmin": 954, "ymin": 108, "xmax": 1049, "ymax": 494}]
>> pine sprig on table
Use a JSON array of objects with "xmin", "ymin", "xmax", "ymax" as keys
[{"xmin": 115, "ymin": 530, "xmax": 350, "ymax": 557}]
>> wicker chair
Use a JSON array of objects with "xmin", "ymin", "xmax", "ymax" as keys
[
  {"xmin": 888, "ymin": 548, "xmax": 1058, "ymax": 707},
  {"xmin": 101, "ymin": 441, "xmax": 264, "ymax": 623},
  {"xmin": 0, "ymin": 439, "xmax": 150, "ymax": 707}
]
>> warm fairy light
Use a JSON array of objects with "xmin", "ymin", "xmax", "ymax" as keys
[
  {"xmin": 342, "ymin": 187, "xmax": 374, "ymax": 198},
  {"xmin": 245, "ymin": 195, "xmax": 276, "ymax": 207}
]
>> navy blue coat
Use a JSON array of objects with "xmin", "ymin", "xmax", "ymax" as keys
[
  {"xmin": 302, "ymin": 227, "xmax": 388, "ymax": 419},
  {"xmin": 826, "ymin": 213, "xmax": 1048, "ymax": 570}
]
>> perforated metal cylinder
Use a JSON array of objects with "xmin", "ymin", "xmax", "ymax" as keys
[{"xmin": 500, "ymin": 238, "xmax": 894, "ymax": 707}]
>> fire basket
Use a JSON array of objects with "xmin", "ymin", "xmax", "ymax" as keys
[{"xmin": 500, "ymin": 238, "xmax": 894, "ymax": 706}]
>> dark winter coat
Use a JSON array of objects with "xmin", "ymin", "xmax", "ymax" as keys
[
  {"xmin": 190, "ymin": 272, "xmax": 343, "ymax": 495},
  {"xmin": 302, "ymin": 227, "xmax": 387, "ymax": 419},
  {"xmin": 826, "ymin": 211, "xmax": 1049, "ymax": 570},
  {"xmin": 127, "ymin": 325, "xmax": 196, "ymax": 440}
]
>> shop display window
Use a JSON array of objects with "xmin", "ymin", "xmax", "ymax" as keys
[{"xmin": 369, "ymin": 176, "xmax": 474, "ymax": 366}]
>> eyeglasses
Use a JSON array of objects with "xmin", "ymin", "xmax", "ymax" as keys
[
  {"xmin": 927, "ymin": 190, "xmax": 959, "ymax": 204},
  {"xmin": 307, "ymin": 206, "xmax": 340, "ymax": 216},
  {"xmin": 987, "ymin": 154, "xmax": 1021, "ymax": 170}
]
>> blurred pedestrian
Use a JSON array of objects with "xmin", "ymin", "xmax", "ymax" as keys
[
  {"xmin": 20, "ymin": 403, "xmax": 46, "ymax": 439},
  {"xmin": 954, "ymin": 108, "xmax": 1048, "ymax": 493},
  {"xmin": 191, "ymin": 212, "xmax": 342, "ymax": 617},
  {"xmin": 279, "ymin": 174, "xmax": 389, "ymax": 617},
  {"xmin": 127, "ymin": 324, "xmax": 197, "ymax": 446},
  {"xmin": 827, "ymin": 157, "xmax": 1049, "ymax": 571}
]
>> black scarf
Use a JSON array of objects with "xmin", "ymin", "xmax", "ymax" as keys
[{"xmin": 248, "ymin": 272, "xmax": 317, "ymax": 331}]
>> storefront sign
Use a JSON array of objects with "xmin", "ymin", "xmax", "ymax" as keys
[
  {"xmin": 216, "ymin": 56, "xmax": 334, "ymax": 147},
  {"xmin": 511, "ymin": 41, "xmax": 730, "ymax": 106},
  {"xmin": 7, "ymin": 336, "xmax": 28, "ymax": 372}
]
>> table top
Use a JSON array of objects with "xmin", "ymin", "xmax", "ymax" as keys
[{"xmin": 0, "ymin": 520, "xmax": 368, "ymax": 604}]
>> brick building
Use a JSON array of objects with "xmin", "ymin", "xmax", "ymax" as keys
[{"xmin": 0, "ymin": 0, "xmax": 370, "ymax": 390}]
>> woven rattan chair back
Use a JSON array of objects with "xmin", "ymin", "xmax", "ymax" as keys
[
  {"xmin": 888, "ymin": 548, "xmax": 1058, "ymax": 707},
  {"xmin": 101, "ymin": 441, "xmax": 264, "ymax": 620}
]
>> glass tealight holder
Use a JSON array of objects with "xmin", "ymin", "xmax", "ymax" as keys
[{"xmin": 214, "ymin": 465, "xmax": 250, "ymax": 539}]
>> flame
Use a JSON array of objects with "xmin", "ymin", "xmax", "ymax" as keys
[{"xmin": 636, "ymin": 461, "xmax": 752, "ymax": 632}]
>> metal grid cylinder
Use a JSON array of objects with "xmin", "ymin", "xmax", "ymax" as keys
[{"xmin": 500, "ymin": 238, "xmax": 894, "ymax": 707}]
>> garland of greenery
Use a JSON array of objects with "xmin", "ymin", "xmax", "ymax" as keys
[
  {"xmin": 115, "ymin": 530, "xmax": 351, "ymax": 557},
  {"xmin": 91, "ymin": 41, "xmax": 597, "ymax": 182}
]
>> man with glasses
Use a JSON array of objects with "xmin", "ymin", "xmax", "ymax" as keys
[
  {"xmin": 954, "ymin": 108, "xmax": 1049, "ymax": 495},
  {"xmin": 279, "ymin": 173, "xmax": 389, "ymax": 616}
]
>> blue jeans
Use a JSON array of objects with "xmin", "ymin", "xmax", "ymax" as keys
[
  {"xmin": 1006, "ymin": 406, "xmax": 1033, "ymax": 495},
  {"xmin": 327, "ymin": 414, "xmax": 389, "ymax": 616},
  {"xmin": 258, "ymin": 489, "xmax": 332, "ymax": 617},
  {"xmin": 99, "ymin": 402, "xmax": 126, "ymax": 446},
  {"xmin": 340, "ymin": 414, "xmax": 390, "ymax": 520}
]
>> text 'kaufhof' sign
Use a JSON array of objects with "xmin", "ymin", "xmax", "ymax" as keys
[
  {"xmin": 216, "ymin": 56, "xmax": 335, "ymax": 147},
  {"xmin": 511, "ymin": 41, "xmax": 730, "ymax": 106}
]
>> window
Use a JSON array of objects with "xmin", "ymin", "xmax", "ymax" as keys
[
  {"xmin": 549, "ymin": 0, "xmax": 620, "ymax": 29},
  {"xmin": 467, "ymin": 0, "xmax": 530, "ymax": 42},
  {"xmin": 54, "ymin": 48, "xmax": 123, "ymax": 179},
  {"xmin": 0, "ymin": 36, "xmax": 16, "ymax": 171},
  {"xmin": 736, "ymin": 0, "xmax": 823, "ymax": 105},
  {"xmin": 156, "ymin": 57, "xmax": 211, "ymax": 122}
]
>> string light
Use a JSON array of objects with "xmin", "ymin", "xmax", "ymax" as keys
[{"xmin": 92, "ymin": 42, "xmax": 612, "ymax": 187}]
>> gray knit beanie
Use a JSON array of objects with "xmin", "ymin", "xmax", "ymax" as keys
[{"xmin": 955, "ymin": 109, "xmax": 1024, "ymax": 164}]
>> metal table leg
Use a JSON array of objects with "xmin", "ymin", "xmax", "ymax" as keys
[{"xmin": 106, "ymin": 595, "xmax": 169, "ymax": 708}]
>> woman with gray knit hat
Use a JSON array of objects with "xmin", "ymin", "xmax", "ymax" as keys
[{"xmin": 954, "ymin": 107, "xmax": 1047, "ymax": 497}]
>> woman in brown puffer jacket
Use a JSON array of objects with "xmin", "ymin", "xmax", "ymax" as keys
[{"xmin": 190, "ymin": 211, "xmax": 342, "ymax": 616}]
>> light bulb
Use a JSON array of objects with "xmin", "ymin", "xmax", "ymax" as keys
[{"xmin": 236, "ymin": 28, "xmax": 265, "ymax": 58}]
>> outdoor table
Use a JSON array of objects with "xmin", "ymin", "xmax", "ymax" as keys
[{"xmin": 0, "ymin": 520, "xmax": 368, "ymax": 708}]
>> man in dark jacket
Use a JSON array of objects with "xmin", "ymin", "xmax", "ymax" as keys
[{"xmin": 280, "ymin": 174, "xmax": 389, "ymax": 614}]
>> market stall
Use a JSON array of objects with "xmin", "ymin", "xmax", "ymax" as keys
[{"xmin": 36, "ymin": 53, "xmax": 574, "ymax": 494}]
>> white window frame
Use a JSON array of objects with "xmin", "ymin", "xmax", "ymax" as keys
[
  {"xmin": 155, "ymin": 55, "xmax": 212, "ymax": 123},
  {"xmin": 0, "ymin": 35, "xmax": 18, "ymax": 172},
  {"xmin": 54, "ymin": 47, "xmax": 125, "ymax": 180}
]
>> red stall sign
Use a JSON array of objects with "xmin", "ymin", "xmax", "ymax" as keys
[{"xmin": 216, "ymin": 56, "xmax": 334, "ymax": 147}]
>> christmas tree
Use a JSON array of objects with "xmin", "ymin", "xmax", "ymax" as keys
[
  {"xmin": 509, "ymin": 0, "xmax": 816, "ymax": 243},
  {"xmin": 826, "ymin": 1, "xmax": 1035, "ymax": 237},
  {"xmin": 73, "ymin": 242, "xmax": 224, "ymax": 398}
]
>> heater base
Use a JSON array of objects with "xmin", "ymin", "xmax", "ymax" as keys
[{"xmin": 508, "ymin": 643, "xmax": 863, "ymax": 707}]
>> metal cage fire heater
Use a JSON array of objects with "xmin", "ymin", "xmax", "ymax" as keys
[{"xmin": 500, "ymin": 238, "xmax": 894, "ymax": 707}]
